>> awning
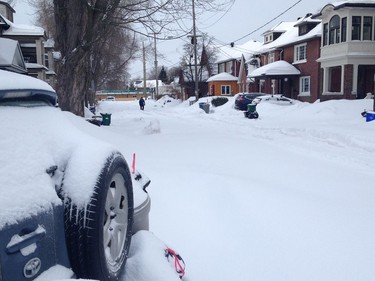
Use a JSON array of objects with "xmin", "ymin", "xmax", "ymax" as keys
[{"xmin": 248, "ymin": 60, "xmax": 300, "ymax": 79}]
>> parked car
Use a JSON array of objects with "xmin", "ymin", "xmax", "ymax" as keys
[
  {"xmin": 253, "ymin": 94, "xmax": 294, "ymax": 105},
  {"xmin": 0, "ymin": 69, "xmax": 150, "ymax": 281},
  {"xmin": 106, "ymin": 96, "xmax": 116, "ymax": 101},
  {"xmin": 234, "ymin": 92, "xmax": 266, "ymax": 111}
]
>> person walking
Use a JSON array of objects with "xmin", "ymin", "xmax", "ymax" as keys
[{"xmin": 139, "ymin": 97, "xmax": 145, "ymax": 110}]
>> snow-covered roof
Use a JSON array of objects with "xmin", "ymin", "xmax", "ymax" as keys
[
  {"xmin": 0, "ymin": 37, "xmax": 27, "ymax": 73},
  {"xmin": 0, "ymin": 14, "xmax": 45, "ymax": 37},
  {"xmin": 134, "ymin": 80, "xmax": 164, "ymax": 88},
  {"xmin": 257, "ymin": 16, "xmax": 321, "ymax": 53},
  {"xmin": 262, "ymin": 21, "xmax": 296, "ymax": 35},
  {"xmin": 0, "ymin": 69, "xmax": 55, "ymax": 92},
  {"xmin": 214, "ymin": 39, "xmax": 263, "ymax": 63},
  {"xmin": 314, "ymin": 1, "xmax": 375, "ymax": 17},
  {"xmin": 248, "ymin": 60, "xmax": 301, "ymax": 78},
  {"xmin": 26, "ymin": 62, "xmax": 48, "ymax": 70},
  {"xmin": 207, "ymin": 72, "xmax": 238, "ymax": 82}
]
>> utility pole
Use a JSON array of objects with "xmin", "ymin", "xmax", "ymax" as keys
[
  {"xmin": 192, "ymin": 0, "xmax": 199, "ymax": 101},
  {"xmin": 153, "ymin": 33, "xmax": 158, "ymax": 100},
  {"xmin": 142, "ymin": 42, "xmax": 147, "ymax": 97}
]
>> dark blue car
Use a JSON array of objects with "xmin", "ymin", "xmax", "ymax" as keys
[
  {"xmin": 234, "ymin": 92, "xmax": 266, "ymax": 111},
  {"xmin": 0, "ymin": 69, "xmax": 151, "ymax": 281}
]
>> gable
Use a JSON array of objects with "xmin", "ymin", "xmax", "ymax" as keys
[{"xmin": 0, "ymin": 37, "xmax": 27, "ymax": 73}]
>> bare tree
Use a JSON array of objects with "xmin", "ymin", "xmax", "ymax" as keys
[
  {"xmin": 27, "ymin": 0, "xmax": 55, "ymax": 38},
  {"xmin": 180, "ymin": 34, "xmax": 217, "ymax": 83},
  {"xmin": 29, "ymin": 0, "xmax": 233, "ymax": 116}
]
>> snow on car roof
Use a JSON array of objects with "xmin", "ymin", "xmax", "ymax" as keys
[{"xmin": 0, "ymin": 69, "xmax": 55, "ymax": 92}]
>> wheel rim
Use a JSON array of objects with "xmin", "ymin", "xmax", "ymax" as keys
[{"xmin": 103, "ymin": 172, "xmax": 129, "ymax": 270}]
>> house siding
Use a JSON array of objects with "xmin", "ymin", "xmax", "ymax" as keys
[{"xmin": 208, "ymin": 81, "xmax": 239, "ymax": 96}]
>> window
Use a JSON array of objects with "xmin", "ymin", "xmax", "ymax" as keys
[
  {"xmin": 352, "ymin": 16, "xmax": 361, "ymax": 40},
  {"xmin": 341, "ymin": 17, "xmax": 347, "ymax": 42},
  {"xmin": 268, "ymin": 52, "xmax": 275, "ymax": 63},
  {"xmin": 221, "ymin": 85, "xmax": 231, "ymax": 95},
  {"xmin": 329, "ymin": 66, "xmax": 342, "ymax": 92},
  {"xmin": 329, "ymin": 15, "xmax": 340, "ymax": 44},
  {"xmin": 226, "ymin": 61, "xmax": 233, "ymax": 73},
  {"xmin": 323, "ymin": 23, "xmax": 328, "ymax": 46},
  {"xmin": 363, "ymin": 16, "xmax": 373, "ymax": 40},
  {"xmin": 294, "ymin": 43, "xmax": 307, "ymax": 62},
  {"xmin": 44, "ymin": 53, "xmax": 49, "ymax": 68},
  {"xmin": 299, "ymin": 76, "xmax": 310, "ymax": 95},
  {"xmin": 218, "ymin": 63, "xmax": 224, "ymax": 73}
]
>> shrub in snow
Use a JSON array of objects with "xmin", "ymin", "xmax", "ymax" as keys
[{"xmin": 211, "ymin": 97, "xmax": 228, "ymax": 107}]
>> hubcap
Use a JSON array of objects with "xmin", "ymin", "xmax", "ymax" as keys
[{"xmin": 103, "ymin": 173, "xmax": 128, "ymax": 270}]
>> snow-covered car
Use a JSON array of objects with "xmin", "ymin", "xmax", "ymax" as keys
[
  {"xmin": 0, "ymin": 69, "xmax": 150, "ymax": 281},
  {"xmin": 105, "ymin": 96, "xmax": 116, "ymax": 101},
  {"xmin": 253, "ymin": 94, "xmax": 294, "ymax": 105}
]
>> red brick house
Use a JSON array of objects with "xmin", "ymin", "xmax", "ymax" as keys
[
  {"xmin": 213, "ymin": 40, "xmax": 262, "ymax": 96},
  {"xmin": 248, "ymin": 16, "xmax": 322, "ymax": 103}
]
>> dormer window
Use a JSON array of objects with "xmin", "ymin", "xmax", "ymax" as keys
[
  {"xmin": 0, "ymin": 2, "xmax": 15, "ymax": 22},
  {"xmin": 264, "ymin": 34, "xmax": 273, "ymax": 43}
]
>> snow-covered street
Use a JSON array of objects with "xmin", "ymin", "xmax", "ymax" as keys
[{"xmin": 83, "ymin": 96, "xmax": 375, "ymax": 281}]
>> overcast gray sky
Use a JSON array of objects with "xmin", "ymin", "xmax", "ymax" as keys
[{"xmin": 13, "ymin": 0, "xmax": 332, "ymax": 79}]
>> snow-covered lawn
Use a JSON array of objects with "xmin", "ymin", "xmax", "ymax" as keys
[{"xmin": 83, "ymin": 96, "xmax": 374, "ymax": 281}]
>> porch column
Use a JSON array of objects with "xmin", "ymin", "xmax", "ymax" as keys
[
  {"xmin": 322, "ymin": 66, "xmax": 329, "ymax": 94},
  {"xmin": 341, "ymin": 64, "xmax": 345, "ymax": 95},
  {"xmin": 352, "ymin": 64, "xmax": 358, "ymax": 97}
]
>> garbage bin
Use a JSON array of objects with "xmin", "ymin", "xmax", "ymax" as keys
[
  {"xmin": 100, "ymin": 113, "xmax": 112, "ymax": 126},
  {"xmin": 247, "ymin": 104, "xmax": 257, "ymax": 113},
  {"xmin": 366, "ymin": 111, "xmax": 375, "ymax": 122},
  {"xmin": 245, "ymin": 103, "xmax": 259, "ymax": 119},
  {"xmin": 199, "ymin": 102, "xmax": 210, "ymax": 114}
]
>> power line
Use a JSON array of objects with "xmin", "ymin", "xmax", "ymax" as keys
[{"xmin": 222, "ymin": 0, "xmax": 303, "ymax": 45}]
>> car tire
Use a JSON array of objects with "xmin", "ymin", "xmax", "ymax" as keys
[{"xmin": 64, "ymin": 153, "xmax": 134, "ymax": 281}]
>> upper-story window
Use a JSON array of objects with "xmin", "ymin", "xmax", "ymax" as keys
[
  {"xmin": 294, "ymin": 43, "xmax": 307, "ymax": 63},
  {"xmin": 226, "ymin": 61, "xmax": 233, "ymax": 73},
  {"xmin": 352, "ymin": 16, "xmax": 361, "ymax": 40},
  {"xmin": 329, "ymin": 15, "xmax": 340, "ymax": 44},
  {"xmin": 218, "ymin": 63, "xmax": 225, "ymax": 73},
  {"xmin": 323, "ymin": 23, "xmax": 328, "ymax": 46},
  {"xmin": 264, "ymin": 34, "xmax": 273, "ymax": 43},
  {"xmin": 363, "ymin": 16, "xmax": 373, "ymax": 40},
  {"xmin": 268, "ymin": 52, "xmax": 275, "ymax": 63},
  {"xmin": 341, "ymin": 17, "xmax": 347, "ymax": 42}
]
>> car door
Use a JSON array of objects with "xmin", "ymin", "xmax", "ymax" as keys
[{"xmin": 0, "ymin": 204, "xmax": 70, "ymax": 280}]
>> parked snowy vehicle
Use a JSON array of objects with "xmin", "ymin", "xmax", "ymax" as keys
[
  {"xmin": 234, "ymin": 92, "xmax": 266, "ymax": 111},
  {"xmin": 0, "ymin": 69, "xmax": 151, "ymax": 281},
  {"xmin": 253, "ymin": 94, "xmax": 294, "ymax": 105}
]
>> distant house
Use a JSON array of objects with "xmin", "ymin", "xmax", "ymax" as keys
[
  {"xmin": 248, "ymin": 15, "xmax": 322, "ymax": 102},
  {"xmin": 0, "ymin": 1, "xmax": 56, "ymax": 87},
  {"xmin": 207, "ymin": 72, "xmax": 239, "ymax": 96},
  {"xmin": 213, "ymin": 39, "xmax": 262, "ymax": 95},
  {"xmin": 313, "ymin": 1, "xmax": 375, "ymax": 100}
]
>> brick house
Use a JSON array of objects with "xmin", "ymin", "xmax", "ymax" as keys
[
  {"xmin": 248, "ymin": 16, "xmax": 322, "ymax": 103},
  {"xmin": 313, "ymin": 1, "xmax": 375, "ymax": 100},
  {"xmin": 213, "ymin": 40, "xmax": 262, "ymax": 96}
]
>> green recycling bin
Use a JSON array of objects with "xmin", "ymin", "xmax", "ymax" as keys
[
  {"xmin": 100, "ymin": 113, "xmax": 112, "ymax": 126},
  {"xmin": 247, "ymin": 104, "xmax": 257, "ymax": 113}
]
